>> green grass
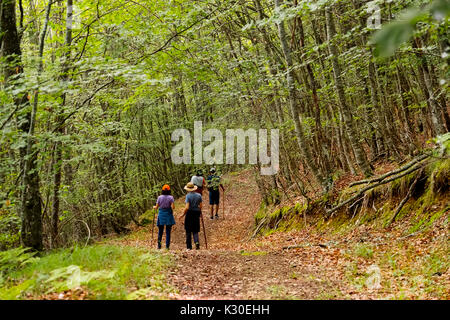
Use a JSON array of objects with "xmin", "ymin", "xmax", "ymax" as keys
[
  {"xmin": 315, "ymin": 287, "xmax": 345, "ymax": 300},
  {"xmin": 408, "ymin": 206, "xmax": 448, "ymax": 233},
  {"xmin": 0, "ymin": 244, "xmax": 174, "ymax": 300},
  {"xmin": 266, "ymin": 285, "xmax": 298, "ymax": 300},
  {"xmin": 343, "ymin": 261, "xmax": 368, "ymax": 290},
  {"xmin": 239, "ymin": 250, "xmax": 267, "ymax": 256},
  {"xmin": 353, "ymin": 243, "xmax": 374, "ymax": 259},
  {"xmin": 375, "ymin": 244, "xmax": 449, "ymax": 299}
]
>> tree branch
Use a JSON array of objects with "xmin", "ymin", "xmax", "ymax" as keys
[
  {"xmin": 327, "ymin": 160, "xmax": 430, "ymax": 216},
  {"xmin": 137, "ymin": 8, "xmax": 219, "ymax": 63},
  {"xmin": 51, "ymin": 79, "xmax": 114, "ymax": 133},
  {"xmin": 349, "ymin": 154, "xmax": 429, "ymax": 187}
]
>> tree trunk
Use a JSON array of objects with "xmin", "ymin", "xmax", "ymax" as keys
[
  {"xmin": 325, "ymin": 6, "xmax": 372, "ymax": 177},
  {"xmin": 21, "ymin": 0, "xmax": 52, "ymax": 251},
  {"xmin": 274, "ymin": 0, "xmax": 328, "ymax": 191},
  {"xmin": 1, "ymin": 0, "xmax": 43, "ymax": 251},
  {"xmin": 413, "ymin": 38, "xmax": 445, "ymax": 136},
  {"xmin": 51, "ymin": 0, "xmax": 73, "ymax": 246}
]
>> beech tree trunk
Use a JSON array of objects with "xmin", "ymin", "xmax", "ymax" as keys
[
  {"xmin": 1, "ymin": 0, "xmax": 43, "ymax": 251},
  {"xmin": 274, "ymin": 0, "xmax": 328, "ymax": 191},
  {"xmin": 51, "ymin": 0, "xmax": 73, "ymax": 246},
  {"xmin": 325, "ymin": 6, "xmax": 372, "ymax": 177}
]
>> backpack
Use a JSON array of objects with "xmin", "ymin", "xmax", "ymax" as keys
[
  {"xmin": 191, "ymin": 175, "xmax": 204, "ymax": 188},
  {"xmin": 207, "ymin": 175, "xmax": 221, "ymax": 191}
]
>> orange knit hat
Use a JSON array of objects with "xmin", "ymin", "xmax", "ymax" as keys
[{"xmin": 162, "ymin": 184, "xmax": 170, "ymax": 191}]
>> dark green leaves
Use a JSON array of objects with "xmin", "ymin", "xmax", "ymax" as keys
[{"xmin": 370, "ymin": 19, "xmax": 416, "ymax": 58}]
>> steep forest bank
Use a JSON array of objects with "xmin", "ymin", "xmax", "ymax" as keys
[
  {"xmin": 247, "ymin": 156, "xmax": 449, "ymax": 299},
  {"xmin": 254, "ymin": 154, "xmax": 449, "ymax": 237}
]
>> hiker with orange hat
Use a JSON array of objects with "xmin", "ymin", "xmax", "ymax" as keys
[{"xmin": 153, "ymin": 184, "xmax": 175, "ymax": 249}]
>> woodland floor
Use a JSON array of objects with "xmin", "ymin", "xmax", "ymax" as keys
[{"xmin": 108, "ymin": 170, "xmax": 449, "ymax": 300}]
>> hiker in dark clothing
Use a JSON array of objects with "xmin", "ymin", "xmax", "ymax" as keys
[
  {"xmin": 153, "ymin": 184, "xmax": 175, "ymax": 249},
  {"xmin": 191, "ymin": 170, "xmax": 206, "ymax": 195},
  {"xmin": 206, "ymin": 167, "xmax": 225, "ymax": 219},
  {"xmin": 179, "ymin": 182, "xmax": 203, "ymax": 250}
]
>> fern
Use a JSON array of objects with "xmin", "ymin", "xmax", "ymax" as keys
[
  {"xmin": 0, "ymin": 280, "xmax": 35, "ymax": 300},
  {"xmin": 44, "ymin": 265, "xmax": 116, "ymax": 292},
  {"xmin": 0, "ymin": 248, "xmax": 39, "ymax": 275}
]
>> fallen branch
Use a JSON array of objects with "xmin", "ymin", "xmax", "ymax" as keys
[
  {"xmin": 349, "ymin": 154, "xmax": 429, "ymax": 187},
  {"xmin": 327, "ymin": 160, "xmax": 430, "ymax": 216},
  {"xmin": 390, "ymin": 170, "xmax": 422, "ymax": 225},
  {"xmin": 250, "ymin": 216, "xmax": 269, "ymax": 239},
  {"xmin": 368, "ymin": 228, "xmax": 429, "ymax": 246}
]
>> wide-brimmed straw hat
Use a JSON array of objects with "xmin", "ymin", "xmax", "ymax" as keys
[{"xmin": 184, "ymin": 182, "xmax": 198, "ymax": 192}]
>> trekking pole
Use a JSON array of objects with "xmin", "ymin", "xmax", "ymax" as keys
[
  {"xmin": 200, "ymin": 211, "xmax": 208, "ymax": 249},
  {"xmin": 222, "ymin": 189, "xmax": 225, "ymax": 220}
]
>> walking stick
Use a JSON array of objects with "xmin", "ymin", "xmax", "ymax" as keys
[
  {"xmin": 222, "ymin": 189, "xmax": 225, "ymax": 220},
  {"xmin": 200, "ymin": 211, "xmax": 208, "ymax": 249}
]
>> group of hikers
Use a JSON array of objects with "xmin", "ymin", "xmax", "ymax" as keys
[{"xmin": 152, "ymin": 167, "xmax": 225, "ymax": 250}]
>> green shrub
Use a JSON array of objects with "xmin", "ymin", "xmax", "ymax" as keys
[{"xmin": 0, "ymin": 212, "xmax": 21, "ymax": 250}]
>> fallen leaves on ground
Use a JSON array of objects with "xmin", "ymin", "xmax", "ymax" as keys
[{"xmin": 105, "ymin": 169, "xmax": 448, "ymax": 300}]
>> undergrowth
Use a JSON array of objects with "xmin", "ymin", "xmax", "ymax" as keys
[{"xmin": 0, "ymin": 245, "xmax": 174, "ymax": 300}]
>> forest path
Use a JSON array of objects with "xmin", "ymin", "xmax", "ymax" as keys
[
  {"xmin": 113, "ymin": 170, "xmax": 344, "ymax": 299},
  {"xmin": 163, "ymin": 170, "xmax": 337, "ymax": 299},
  {"xmin": 110, "ymin": 169, "xmax": 449, "ymax": 300},
  {"xmin": 162, "ymin": 171, "xmax": 320, "ymax": 299},
  {"xmin": 109, "ymin": 171, "xmax": 450, "ymax": 300}
]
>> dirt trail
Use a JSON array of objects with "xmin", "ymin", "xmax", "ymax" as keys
[
  {"xmin": 154, "ymin": 171, "xmax": 336, "ymax": 299},
  {"xmin": 109, "ymin": 170, "xmax": 449, "ymax": 300}
]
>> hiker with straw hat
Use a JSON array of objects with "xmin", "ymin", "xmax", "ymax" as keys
[
  {"xmin": 153, "ymin": 184, "xmax": 175, "ymax": 250},
  {"xmin": 179, "ymin": 182, "xmax": 203, "ymax": 250}
]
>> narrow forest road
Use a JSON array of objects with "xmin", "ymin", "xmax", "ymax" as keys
[
  {"xmin": 163, "ymin": 171, "xmax": 336, "ymax": 299},
  {"xmin": 112, "ymin": 171, "xmax": 349, "ymax": 300},
  {"xmin": 109, "ymin": 170, "xmax": 448, "ymax": 300}
]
